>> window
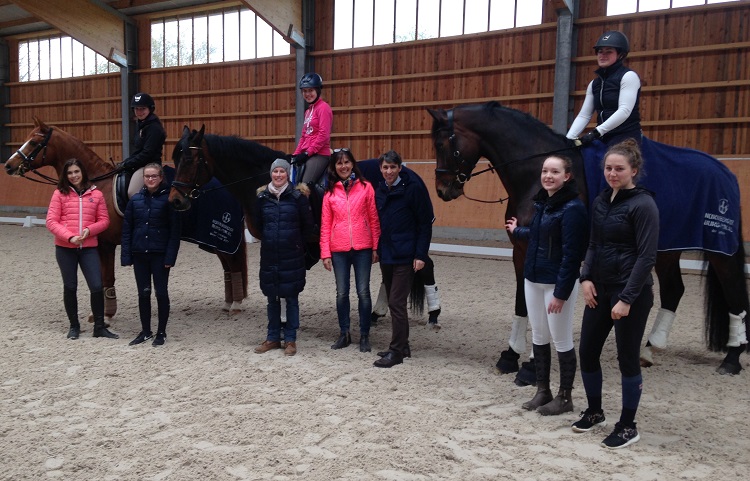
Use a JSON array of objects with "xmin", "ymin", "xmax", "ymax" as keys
[
  {"xmin": 334, "ymin": 0, "xmax": 543, "ymax": 49},
  {"xmin": 18, "ymin": 36, "xmax": 120, "ymax": 82},
  {"xmin": 151, "ymin": 6, "xmax": 291, "ymax": 68},
  {"xmin": 607, "ymin": 0, "xmax": 738, "ymax": 15}
]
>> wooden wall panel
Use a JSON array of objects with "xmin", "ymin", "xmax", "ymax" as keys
[{"xmin": 3, "ymin": 0, "xmax": 749, "ymax": 240}]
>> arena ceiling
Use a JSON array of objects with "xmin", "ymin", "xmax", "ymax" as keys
[{"xmin": 0, "ymin": 0, "xmax": 303, "ymax": 64}]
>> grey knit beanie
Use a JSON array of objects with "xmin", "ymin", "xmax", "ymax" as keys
[{"xmin": 270, "ymin": 158, "xmax": 291, "ymax": 177}]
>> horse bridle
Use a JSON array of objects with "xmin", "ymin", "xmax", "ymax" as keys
[
  {"xmin": 171, "ymin": 145, "xmax": 210, "ymax": 200},
  {"xmin": 14, "ymin": 128, "xmax": 55, "ymax": 182},
  {"xmin": 433, "ymin": 110, "xmax": 483, "ymax": 185}
]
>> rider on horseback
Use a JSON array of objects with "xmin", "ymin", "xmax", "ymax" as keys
[
  {"xmin": 567, "ymin": 31, "xmax": 643, "ymax": 147},
  {"xmin": 118, "ymin": 93, "xmax": 167, "ymax": 198}
]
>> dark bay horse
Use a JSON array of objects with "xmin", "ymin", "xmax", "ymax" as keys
[
  {"xmin": 429, "ymin": 102, "xmax": 749, "ymax": 375},
  {"xmin": 4, "ymin": 117, "xmax": 248, "ymax": 319},
  {"xmin": 168, "ymin": 125, "xmax": 290, "ymax": 240}
]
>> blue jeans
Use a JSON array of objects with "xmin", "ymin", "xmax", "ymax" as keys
[
  {"xmin": 267, "ymin": 295, "xmax": 299, "ymax": 342},
  {"xmin": 332, "ymin": 249, "xmax": 373, "ymax": 335}
]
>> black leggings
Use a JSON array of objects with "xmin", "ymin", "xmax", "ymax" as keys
[{"xmin": 579, "ymin": 283, "xmax": 653, "ymax": 378}]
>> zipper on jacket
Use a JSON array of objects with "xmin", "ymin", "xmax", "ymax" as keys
[{"xmin": 77, "ymin": 190, "xmax": 84, "ymax": 249}]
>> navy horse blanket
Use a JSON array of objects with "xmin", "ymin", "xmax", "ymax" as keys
[
  {"xmin": 163, "ymin": 166, "xmax": 245, "ymax": 255},
  {"xmin": 582, "ymin": 137, "xmax": 741, "ymax": 255}
]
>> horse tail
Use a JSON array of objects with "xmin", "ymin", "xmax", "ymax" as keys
[
  {"xmin": 704, "ymin": 223, "xmax": 749, "ymax": 352},
  {"xmin": 409, "ymin": 267, "xmax": 426, "ymax": 316}
]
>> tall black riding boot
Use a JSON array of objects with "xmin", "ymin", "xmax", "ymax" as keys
[
  {"xmin": 64, "ymin": 288, "xmax": 80, "ymax": 339},
  {"xmin": 91, "ymin": 291, "xmax": 119, "ymax": 339},
  {"xmin": 522, "ymin": 343, "xmax": 552, "ymax": 410},
  {"xmin": 538, "ymin": 348, "xmax": 577, "ymax": 416}
]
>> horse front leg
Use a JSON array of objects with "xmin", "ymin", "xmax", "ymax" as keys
[
  {"xmin": 641, "ymin": 252, "xmax": 684, "ymax": 367},
  {"xmin": 97, "ymin": 242, "xmax": 117, "ymax": 322},
  {"xmin": 496, "ymin": 243, "xmax": 532, "ymax": 386}
]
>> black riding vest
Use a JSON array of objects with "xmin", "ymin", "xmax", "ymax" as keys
[{"xmin": 592, "ymin": 61, "xmax": 642, "ymax": 143}]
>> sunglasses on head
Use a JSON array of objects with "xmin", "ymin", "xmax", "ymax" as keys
[{"xmin": 333, "ymin": 148, "xmax": 350, "ymax": 153}]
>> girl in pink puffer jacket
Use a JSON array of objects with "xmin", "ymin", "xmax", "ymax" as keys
[{"xmin": 46, "ymin": 159, "xmax": 117, "ymax": 340}]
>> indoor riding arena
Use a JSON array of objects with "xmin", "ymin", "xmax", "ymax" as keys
[{"xmin": 1, "ymin": 1, "xmax": 749, "ymax": 480}]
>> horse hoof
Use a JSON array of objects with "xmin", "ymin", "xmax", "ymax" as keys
[
  {"xmin": 513, "ymin": 361, "xmax": 536, "ymax": 386},
  {"xmin": 495, "ymin": 349, "xmax": 520, "ymax": 374},
  {"xmin": 430, "ymin": 322, "xmax": 441, "ymax": 332},
  {"xmin": 495, "ymin": 358, "xmax": 519, "ymax": 374},
  {"xmin": 640, "ymin": 346, "xmax": 654, "ymax": 368},
  {"xmin": 716, "ymin": 362, "xmax": 742, "ymax": 375},
  {"xmin": 417, "ymin": 318, "xmax": 428, "ymax": 326}
]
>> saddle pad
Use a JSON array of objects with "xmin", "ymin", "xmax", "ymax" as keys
[{"xmin": 582, "ymin": 137, "xmax": 741, "ymax": 255}]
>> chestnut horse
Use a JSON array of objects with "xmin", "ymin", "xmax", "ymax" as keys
[
  {"xmin": 4, "ymin": 118, "xmax": 248, "ymax": 319},
  {"xmin": 429, "ymin": 102, "xmax": 748, "ymax": 375}
]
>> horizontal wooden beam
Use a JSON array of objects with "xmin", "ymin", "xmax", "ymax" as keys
[
  {"xmin": 240, "ymin": 0, "xmax": 303, "ymax": 48},
  {"xmin": 10, "ymin": 0, "xmax": 127, "ymax": 66}
]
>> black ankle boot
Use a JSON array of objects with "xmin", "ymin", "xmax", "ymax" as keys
[
  {"xmin": 331, "ymin": 332, "xmax": 351, "ymax": 349},
  {"xmin": 359, "ymin": 335, "xmax": 371, "ymax": 352}
]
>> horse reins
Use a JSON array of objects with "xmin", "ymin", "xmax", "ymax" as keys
[
  {"xmin": 171, "ymin": 144, "xmax": 271, "ymax": 200},
  {"xmin": 436, "ymin": 109, "xmax": 579, "ymax": 203},
  {"xmin": 14, "ymin": 127, "xmax": 119, "ymax": 185}
]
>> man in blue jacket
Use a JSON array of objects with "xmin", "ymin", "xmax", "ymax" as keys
[{"xmin": 373, "ymin": 150, "xmax": 434, "ymax": 368}]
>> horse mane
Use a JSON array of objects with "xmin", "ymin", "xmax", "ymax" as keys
[
  {"xmin": 481, "ymin": 101, "xmax": 563, "ymax": 140},
  {"xmin": 203, "ymin": 134, "xmax": 287, "ymax": 166},
  {"xmin": 47, "ymin": 124, "xmax": 114, "ymax": 173}
]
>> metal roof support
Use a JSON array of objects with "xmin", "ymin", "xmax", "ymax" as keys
[
  {"xmin": 552, "ymin": 0, "xmax": 577, "ymax": 135},
  {"xmin": 121, "ymin": 20, "xmax": 138, "ymax": 162},
  {"xmin": 0, "ymin": 39, "xmax": 10, "ymax": 164}
]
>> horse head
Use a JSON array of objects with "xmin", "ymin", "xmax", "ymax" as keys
[
  {"xmin": 169, "ymin": 125, "xmax": 214, "ymax": 211},
  {"xmin": 428, "ymin": 107, "xmax": 485, "ymax": 201},
  {"xmin": 5, "ymin": 117, "xmax": 55, "ymax": 176}
]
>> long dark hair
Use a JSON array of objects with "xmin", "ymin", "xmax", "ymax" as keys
[
  {"xmin": 57, "ymin": 158, "xmax": 90, "ymax": 194},
  {"xmin": 324, "ymin": 149, "xmax": 369, "ymax": 193}
]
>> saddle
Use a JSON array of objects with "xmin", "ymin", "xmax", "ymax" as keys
[{"xmin": 112, "ymin": 171, "xmax": 131, "ymax": 217}]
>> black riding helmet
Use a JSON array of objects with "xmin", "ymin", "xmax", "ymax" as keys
[
  {"xmin": 299, "ymin": 73, "xmax": 323, "ymax": 89},
  {"xmin": 593, "ymin": 31, "xmax": 630, "ymax": 59},
  {"xmin": 131, "ymin": 92, "xmax": 155, "ymax": 112}
]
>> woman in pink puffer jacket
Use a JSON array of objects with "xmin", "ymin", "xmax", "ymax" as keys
[
  {"xmin": 320, "ymin": 149, "xmax": 381, "ymax": 353},
  {"xmin": 46, "ymin": 159, "xmax": 117, "ymax": 340}
]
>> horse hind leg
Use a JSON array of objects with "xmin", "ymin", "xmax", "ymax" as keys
[
  {"xmin": 640, "ymin": 308, "xmax": 677, "ymax": 367},
  {"xmin": 230, "ymin": 271, "xmax": 245, "ymax": 313},
  {"xmin": 641, "ymin": 252, "xmax": 684, "ymax": 367}
]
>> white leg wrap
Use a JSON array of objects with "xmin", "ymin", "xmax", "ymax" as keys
[
  {"xmin": 727, "ymin": 310, "xmax": 748, "ymax": 347},
  {"xmin": 425, "ymin": 284, "xmax": 440, "ymax": 312},
  {"xmin": 647, "ymin": 308, "xmax": 677, "ymax": 349},
  {"xmin": 280, "ymin": 297, "xmax": 287, "ymax": 322},
  {"xmin": 372, "ymin": 282, "xmax": 389, "ymax": 317},
  {"xmin": 508, "ymin": 315, "xmax": 528, "ymax": 354}
]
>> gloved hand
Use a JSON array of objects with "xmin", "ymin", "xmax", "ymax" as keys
[
  {"xmin": 116, "ymin": 161, "xmax": 133, "ymax": 173},
  {"xmin": 293, "ymin": 152, "xmax": 310, "ymax": 165},
  {"xmin": 579, "ymin": 129, "xmax": 601, "ymax": 146}
]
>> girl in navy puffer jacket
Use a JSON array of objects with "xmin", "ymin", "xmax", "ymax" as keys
[
  {"xmin": 122, "ymin": 163, "xmax": 181, "ymax": 347},
  {"xmin": 506, "ymin": 155, "xmax": 588, "ymax": 416}
]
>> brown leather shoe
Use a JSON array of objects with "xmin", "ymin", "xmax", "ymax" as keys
[
  {"xmin": 284, "ymin": 341, "xmax": 297, "ymax": 356},
  {"xmin": 254, "ymin": 340, "xmax": 281, "ymax": 354}
]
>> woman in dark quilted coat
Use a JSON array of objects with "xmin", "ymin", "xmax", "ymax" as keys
[{"xmin": 253, "ymin": 158, "xmax": 316, "ymax": 357}]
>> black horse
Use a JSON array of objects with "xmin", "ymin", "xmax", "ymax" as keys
[{"xmin": 429, "ymin": 101, "xmax": 749, "ymax": 375}]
